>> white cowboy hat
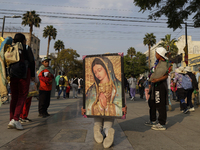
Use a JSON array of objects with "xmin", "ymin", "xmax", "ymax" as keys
[
  {"xmin": 155, "ymin": 47, "xmax": 168, "ymax": 60},
  {"xmin": 175, "ymin": 66, "xmax": 186, "ymax": 74},
  {"xmin": 184, "ymin": 66, "xmax": 192, "ymax": 72}
]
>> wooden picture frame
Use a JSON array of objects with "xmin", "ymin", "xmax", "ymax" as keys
[{"xmin": 83, "ymin": 53, "xmax": 125, "ymax": 118}]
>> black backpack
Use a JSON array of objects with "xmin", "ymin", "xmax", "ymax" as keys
[
  {"xmin": 7, "ymin": 44, "xmax": 29, "ymax": 79},
  {"xmin": 73, "ymin": 78, "xmax": 78, "ymax": 85},
  {"xmin": 80, "ymin": 79, "xmax": 83, "ymax": 87},
  {"xmin": 59, "ymin": 76, "xmax": 66, "ymax": 85}
]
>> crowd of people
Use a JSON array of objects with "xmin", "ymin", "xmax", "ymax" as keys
[
  {"xmin": 1, "ymin": 33, "xmax": 200, "ymax": 149},
  {"xmin": 55, "ymin": 73, "xmax": 83, "ymax": 99},
  {"xmin": 125, "ymin": 47, "xmax": 199, "ymax": 131}
]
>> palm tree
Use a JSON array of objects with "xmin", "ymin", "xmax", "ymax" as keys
[
  {"xmin": 158, "ymin": 34, "xmax": 178, "ymax": 58},
  {"xmin": 43, "ymin": 25, "xmax": 57, "ymax": 57},
  {"xmin": 127, "ymin": 47, "xmax": 136, "ymax": 58},
  {"xmin": 143, "ymin": 33, "xmax": 156, "ymax": 69},
  {"xmin": 21, "ymin": 10, "xmax": 41, "ymax": 46},
  {"xmin": 54, "ymin": 40, "xmax": 64, "ymax": 53}
]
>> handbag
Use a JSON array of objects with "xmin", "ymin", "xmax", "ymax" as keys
[{"xmin": 4, "ymin": 42, "xmax": 23, "ymax": 64}]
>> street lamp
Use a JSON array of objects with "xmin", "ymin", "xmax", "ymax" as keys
[{"xmin": 1, "ymin": 15, "xmax": 21, "ymax": 37}]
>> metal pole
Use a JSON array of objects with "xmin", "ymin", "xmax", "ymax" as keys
[
  {"xmin": 185, "ymin": 22, "xmax": 188, "ymax": 66},
  {"xmin": 1, "ymin": 16, "xmax": 5, "ymax": 37}
]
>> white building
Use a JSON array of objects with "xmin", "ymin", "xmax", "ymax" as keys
[{"xmin": 144, "ymin": 35, "xmax": 200, "ymax": 72}]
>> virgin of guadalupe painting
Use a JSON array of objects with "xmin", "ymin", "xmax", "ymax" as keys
[{"xmin": 83, "ymin": 53, "xmax": 125, "ymax": 118}]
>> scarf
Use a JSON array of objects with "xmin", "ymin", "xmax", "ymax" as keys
[{"xmin": 37, "ymin": 65, "xmax": 54, "ymax": 76}]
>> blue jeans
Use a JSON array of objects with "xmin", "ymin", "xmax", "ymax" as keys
[{"xmin": 58, "ymin": 86, "xmax": 66, "ymax": 98}]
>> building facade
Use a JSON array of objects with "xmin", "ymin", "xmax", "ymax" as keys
[
  {"xmin": 1, "ymin": 32, "xmax": 40, "ymax": 70},
  {"xmin": 144, "ymin": 35, "xmax": 200, "ymax": 73}
]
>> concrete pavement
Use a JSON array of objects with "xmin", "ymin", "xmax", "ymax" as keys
[{"xmin": 0, "ymin": 92, "xmax": 200, "ymax": 150}]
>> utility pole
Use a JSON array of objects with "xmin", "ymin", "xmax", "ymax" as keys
[
  {"xmin": 1, "ymin": 16, "xmax": 5, "ymax": 37},
  {"xmin": 184, "ymin": 22, "xmax": 188, "ymax": 66},
  {"xmin": 1, "ymin": 15, "xmax": 21, "ymax": 37}
]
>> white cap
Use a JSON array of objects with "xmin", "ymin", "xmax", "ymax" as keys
[
  {"xmin": 41, "ymin": 57, "xmax": 51, "ymax": 62},
  {"xmin": 155, "ymin": 47, "xmax": 168, "ymax": 60}
]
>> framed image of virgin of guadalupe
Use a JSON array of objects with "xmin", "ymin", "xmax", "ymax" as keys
[{"xmin": 83, "ymin": 53, "xmax": 125, "ymax": 118}]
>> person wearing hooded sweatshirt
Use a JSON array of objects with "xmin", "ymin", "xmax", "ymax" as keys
[
  {"xmin": 37, "ymin": 57, "xmax": 54, "ymax": 118},
  {"xmin": 174, "ymin": 66, "xmax": 191, "ymax": 114},
  {"xmin": 184, "ymin": 66, "xmax": 198, "ymax": 111}
]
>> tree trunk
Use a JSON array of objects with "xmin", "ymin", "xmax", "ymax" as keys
[
  {"xmin": 28, "ymin": 25, "xmax": 33, "ymax": 47},
  {"xmin": 46, "ymin": 36, "xmax": 51, "ymax": 57},
  {"xmin": 148, "ymin": 45, "xmax": 151, "ymax": 69}
]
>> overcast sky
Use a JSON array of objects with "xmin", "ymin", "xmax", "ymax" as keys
[{"xmin": 0, "ymin": 0, "xmax": 199, "ymax": 58}]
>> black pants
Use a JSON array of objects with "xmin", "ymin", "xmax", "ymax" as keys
[
  {"xmin": 39, "ymin": 90, "xmax": 51, "ymax": 114},
  {"xmin": 139, "ymin": 87, "xmax": 144, "ymax": 98},
  {"xmin": 66, "ymin": 92, "xmax": 69, "ymax": 98},
  {"xmin": 187, "ymin": 89, "xmax": 194, "ymax": 108},
  {"xmin": 148, "ymin": 81, "xmax": 167, "ymax": 125},
  {"xmin": 177, "ymin": 88, "xmax": 188, "ymax": 110}
]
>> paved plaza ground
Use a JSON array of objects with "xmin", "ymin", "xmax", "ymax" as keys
[{"xmin": 0, "ymin": 92, "xmax": 200, "ymax": 150}]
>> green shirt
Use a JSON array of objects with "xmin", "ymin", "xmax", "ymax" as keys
[{"xmin": 55, "ymin": 75, "xmax": 61, "ymax": 86}]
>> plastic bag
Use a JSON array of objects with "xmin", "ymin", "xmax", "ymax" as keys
[{"xmin": 27, "ymin": 81, "xmax": 39, "ymax": 98}]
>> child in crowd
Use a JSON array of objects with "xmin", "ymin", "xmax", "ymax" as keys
[
  {"xmin": 66, "ymin": 84, "xmax": 71, "ymax": 98},
  {"xmin": 143, "ymin": 77, "xmax": 150, "ymax": 102},
  {"xmin": 170, "ymin": 78, "xmax": 177, "ymax": 100},
  {"xmin": 145, "ymin": 47, "xmax": 171, "ymax": 131},
  {"xmin": 37, "ymin": 57, "xmax": 54, "ymax": 118}
]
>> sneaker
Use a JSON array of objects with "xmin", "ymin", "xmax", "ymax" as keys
[
  {"xmin": 25, "ymin": 118, "xmax": 32, "ymax": 122},
  {"xmin": 145, "ymin": 121, "xmax": 157, "ymax": 126},
  {"xmin": 19, "ymin": 118, "xmax": 27, "ymax": 123},
  {"xmin": 57, "ymin": 96, "xmax": 60, "ymax": 99},
  {"xmin": 131, "ymin": 97, "xmax": 134, "ymax": 101},
  {"xmin": 38, "ymin": 114, "xmax": 43, "ymax": 117},
  {"xmin": 183, "ymin": 109, "xmax": 189, "ymax": 114},
  {"xmin": 7, "ymin": 119, "xmax": 15, "ymax": 129},
  {"xmin": 151, "ymin": 123, "xmax": 166, "ymax": 131},
  {"xmin": 189, "ymin": 107, "xmax": 195, "ymax": 112},
  {"xmin": 42, "ymin": 114, "xmax": 49, "ymax": 118},
  {"xmin": 44, "ymin": 112, "xmax": 50, "ymax": 116},
  {"xmin": 14, "ymin": 120, "xmax": 24, "ymax": 130}
]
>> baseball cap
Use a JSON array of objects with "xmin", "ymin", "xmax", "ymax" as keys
[{"xmin": 41, "ymin": 57, "xmax": 51, "ymax": 62}]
